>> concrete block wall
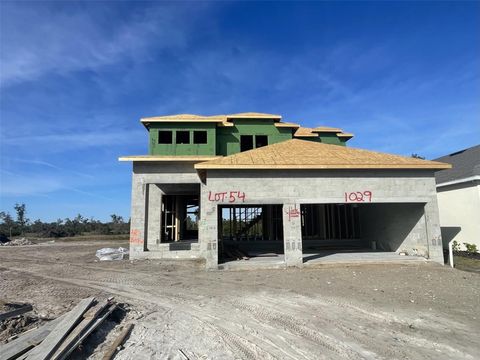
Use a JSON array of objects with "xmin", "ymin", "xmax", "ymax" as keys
[
  {"xmin": 201, "ymin": 169, "xmax": 444, "ymax": 267},
  {"xmin": 128, "ymin": 164, "xmax": 445, "ymax": 267},
  {"xmin": 360, "ymin": 203, "xmax": 429, "ymax": 257},
  {"xmin": 129, "ymin": 162, "xmax": 203, "ymax": 259}
]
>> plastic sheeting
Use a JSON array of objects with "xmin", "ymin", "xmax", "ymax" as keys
[{"xmin": 95, "ymin": 247, "xmax": 129, "ymax": 261}]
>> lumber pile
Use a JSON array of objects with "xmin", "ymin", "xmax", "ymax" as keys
[{"xmin": 0, "ymin": 297, "xmax": 126, "ymax": 360}]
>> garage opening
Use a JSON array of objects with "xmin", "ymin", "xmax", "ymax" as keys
[
  {"xmin": 301, "ymin": 203, "xmax": 427, "ymax": 263},
  {"xmin": 218, "ymin": 205, "xmax": 283, "ymax": 263}
]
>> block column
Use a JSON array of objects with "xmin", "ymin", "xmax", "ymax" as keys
[
  {"xmin": 282, "ymin": 203, "xmax": 303, "ymax": 267},
  {"xmin": 146, "ymin": 184, "xmax": 162, "ymax": 250},
  {"xmin": 200, "ymin": 185, "xmax": 218, "ymax": 269},
  {"xmin": 424, "ymin": 196, "xmax": 444, "ymax": 264},
  {"xmin": 129, "ymin": 171, "xmax": 148, "ymax": 256}
]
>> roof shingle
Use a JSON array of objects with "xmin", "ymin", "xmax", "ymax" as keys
[{"xmin": 433, "ymin": 144, "xmax": 480, "ymax": 184}]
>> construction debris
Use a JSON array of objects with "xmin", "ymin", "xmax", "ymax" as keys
[
  {"xmin": 0, "ymin": 305, "xmax": 33, "ymax": 322},
  {"xmin": 1, "ymin": 238, "xmax": 35, "ymax": 247},
  {"xmin": 95, "ymin": 247, "xmax": 129, "ymax": 261},
  {"xmin": 0, "ymin": 297, "xmax": 125, "ymax": 360},
  {"xmin": 101, "ymin": 323, "xmax": 133, "ymax": 360}
]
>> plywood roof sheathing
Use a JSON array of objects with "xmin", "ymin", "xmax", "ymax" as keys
[
  {"xmin": 194, "ymin": 139, "xmax": 452, "ymax": 170},
  {"xmin": 294, "ymin": 127, "xmax": 319, "ymax": 137},
  {"xmin": 312, "ymin": 126, "xmax": 343, "ymax": 133},
  {"xmin": 274, "ymin": 122, "xmax": 300, "ymax": 128}
]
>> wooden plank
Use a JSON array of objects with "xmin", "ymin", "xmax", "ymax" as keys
[
  {"xmin": 0, "ymin": 305, "xmax": 33, "ymax": 321},
  {"xmin": 59, "ymin": 304, "xmax": 117, "ymax": 360},
  {"xmin": 101, "ymin": 323, "xmax": 133, "ymax": 360},
  {"xmin": 25, "ymin": 297, "xmax": 95, "ymax": 360},
  {"xmin": 0, "ymin": 315, "xmax": 65, "ymax": 360},
  {"xmin": 50, "ymin": 301, "xmax": 109, "ymax": 360}
]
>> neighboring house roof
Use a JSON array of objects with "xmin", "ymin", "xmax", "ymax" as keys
[
  {"xmin": 433, "ymin": 144, "xmax": 480, "ymax": 186},
  {"xmin": 195, "ymin": 139, "xmax": 451, "ymax": 170}
]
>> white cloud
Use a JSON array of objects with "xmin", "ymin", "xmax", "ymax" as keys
[
  {"xmin": 2, "ymin": 129, "xmax": 145, "ymax": 153},
  {"xmin": 0, "ymin": 3, "xmax": 204, "ymax": 86}
]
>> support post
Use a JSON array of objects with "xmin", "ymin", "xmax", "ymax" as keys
[
  {"xmin": 200, "ymin": 186, "xmax": 218, "ymax": 269},
  {"xmin": 146, "ymin": 184, "xmax": 162, "ymax": 250},
  {"xmin": 282, "ymin": 203, "xmax": 303, "ymax": 267},
  {"xmin": 424, "ymin": 196, "xmax": 444, "ymax": 264},
  {"xmin": 129, "ymin": 172, "xmax": 147, "ymax": 256}
]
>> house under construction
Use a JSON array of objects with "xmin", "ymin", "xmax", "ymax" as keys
[{"xmin": 120, "ymin": 112, "xmax": 450, "ymax": 269}]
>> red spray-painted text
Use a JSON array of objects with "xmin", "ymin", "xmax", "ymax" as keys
[
  {"xmin": 208, "ymin": 191, "xmax": 246, "ymax": 203},
  {"xmin": 344, "ymin": 191, "xmax": 372, "ymax": 202}
]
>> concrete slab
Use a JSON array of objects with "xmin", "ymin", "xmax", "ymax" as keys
[
  {"xmin": 303, "ymin": 250, "xmax": 428, "ymax": 267},
  {"xmin": 218, "ymin": 254, "xmax": 286, "ymax": 271}
]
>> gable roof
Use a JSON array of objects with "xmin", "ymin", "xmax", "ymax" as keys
[
  {"xmin": 433, "ymin": 144, "xmax": 480, "ymax": 185},
  {"xmin": 195, "ymin": 139, "xmax": 451, "ymax": 170}
]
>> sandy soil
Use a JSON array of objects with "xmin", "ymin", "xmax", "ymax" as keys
[{"xmin": 1, "ymin": 240, "xmax": 479, "ymax": 359}]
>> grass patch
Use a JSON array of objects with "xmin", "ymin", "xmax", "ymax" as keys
[
  {"xmin": 454, "ymin": 254, "xmax": 480, "ymax": 273},
  {"xmin": 34, "ymin": 234, "xmax": 129, "ymax": 242}
]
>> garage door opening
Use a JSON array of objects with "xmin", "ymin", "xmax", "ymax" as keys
[
  {"xmin": 218, "ymin": 205, "xmax": 283, "ymax": 263},
  {"xmin": 301, "ymin": 203, "xmax": 427, "ymax": 263}
]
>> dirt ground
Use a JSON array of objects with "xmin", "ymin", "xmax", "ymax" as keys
[{"xmin": 1, "ymin": 240, "xmax": 479, "ymax": 360}]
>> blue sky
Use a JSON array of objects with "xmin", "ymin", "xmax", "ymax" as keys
[{"xmin": 1, "ymin": 1, "xmax": 479, "ymax": 222}]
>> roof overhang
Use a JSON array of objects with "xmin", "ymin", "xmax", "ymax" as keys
[
  {"xmin": 195, "ymin": 163, "xmax": 452, "ymax": 170},
  {"xmin": 312, "ymin": 127, "xmax": 343, "ymax": 133},
  {"xmin": 226, "ymin": 112, "xmax": 282, "ymax": 121},
  {"xmin": 274, "ymin": 122, "xmax": 300, "ymax": 128},
  {"xmin": 119, "ymin": 155, "xmax": 222, "ymax": 162},
  {"xmin": 436, "ymin": 175, "xmax": 480, "ymax": 188},
  {"xmin": 337, "ymin": 133, "xmax": 354, "ymax": 139}
]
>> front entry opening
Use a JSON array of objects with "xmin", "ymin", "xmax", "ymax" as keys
[
  {"xmin": 161, "ymin": 194, "xmax": 199, "ymax": 243},
  {"xmin": 218, "ymin": 205, "xmax": 283, "ymax": 262}
]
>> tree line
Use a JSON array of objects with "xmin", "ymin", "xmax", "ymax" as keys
[{"xmin": 0, "ymin": 203, "xmax": 130, "ymax": 239}]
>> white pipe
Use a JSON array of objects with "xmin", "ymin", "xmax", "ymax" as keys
[{"xmin": 448, "ymin": 240, "xmax": 455, "ymax": 268}]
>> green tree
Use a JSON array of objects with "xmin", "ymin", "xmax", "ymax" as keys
[
  {"xmin": 14, "ymin": 203, "xmax": 29, "ymax": 234},
  {"xmin": 0, "ymin": 211, "xmax": 16, "ymax": 237},
  {"xmin": 411, "ymin": 153, "xmax": 425, "ymax": 160},
  {"xmin": 110, "ymin": 214, "xmax": 124, "ymax": 224}
]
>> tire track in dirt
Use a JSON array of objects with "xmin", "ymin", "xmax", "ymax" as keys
[
  {"xmin": 0, "ymin": 265, "xmax": 295, "ymax": 359},
  {"xmin": 227, "ymin": 298, "xmax": 368, "ymax": 360}
]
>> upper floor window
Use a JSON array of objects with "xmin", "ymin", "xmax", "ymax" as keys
[
  {"xmin": 240, "ymin": 135, "xmax": 268, "ymax": 152},
  {"xmin": 255, "ymin": 135, "xmax": 268, "ymax": 148},
  {"xmin": 176, "ymin": 131, "xmax": 190, "ymax": 144},
  {"xmin": 158, "ymin": 130, "xmax": 173, "ymax": 144},
  {"xmin": 193, "ymin": 131, "xmax": 207, "ymax": 144},
  {"xmin": 240, "ymin": 135, "xmax": 254, "ymax": 152}
]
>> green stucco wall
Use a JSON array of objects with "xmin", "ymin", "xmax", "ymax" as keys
[
  {"xmin": 147, "ymin": 119, "xmax": 346, "ymax": 156},
  {"xmin": 216, "ymin": 119, "xmax": 293, "ymax": 156},
  {"xmin": 297, "ymin": 133, "xmax": 346, "ymax": 146},
  {"xmin": 148, "ymin": 123, "xmax": 216, "ymax": 155}
]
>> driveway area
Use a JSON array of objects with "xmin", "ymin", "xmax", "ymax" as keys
[{"xmin": 1, "ymin": 240, "xmax": 479, "ymax": 359}]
